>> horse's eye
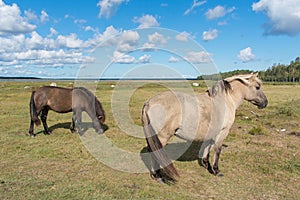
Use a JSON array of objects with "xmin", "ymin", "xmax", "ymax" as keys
[{"xmin": 255, "ymin": 86, "xmax": 260, "ymax": 90}]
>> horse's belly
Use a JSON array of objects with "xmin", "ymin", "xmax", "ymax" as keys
[{"xmin": 174, "ymin": 122, "xmax": 210, "ymax": 142}]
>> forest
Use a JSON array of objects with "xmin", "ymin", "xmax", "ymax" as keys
[{"xmin": 198, "ymin": 57, "xmax": 300, "ymax": 82}]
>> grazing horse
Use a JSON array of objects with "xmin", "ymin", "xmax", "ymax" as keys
[
  {"xmin": 29, "ymin": 86, "xmax": 106, "ymax": 137},
  {"xmin": 142, "ymin": 73, "xmax": 268, "ymax": 182}
]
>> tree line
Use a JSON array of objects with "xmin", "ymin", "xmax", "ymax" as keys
[{"xmin": 198, "ymin": 57, "xmax": 300, "ymax": 82}]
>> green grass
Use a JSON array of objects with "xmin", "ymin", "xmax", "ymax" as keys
[{"xmin": 0, "ymin": 81, "xmax": 299, "ymax": 199}]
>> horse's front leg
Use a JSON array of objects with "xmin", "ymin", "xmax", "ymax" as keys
[
  {"xmin": 41, "ymin": 108, "xmax": 51, "ymax": 135},
  {"xmin": 76, "ymin": 111, "xmax": 83, "ymax": 136},
  {"xmin": 212, "ymin": 145, "xmax": 222, "ymax": 176},
  {"xmin": 211, "ymin": 130, "xmax": 229, "ymax": 176},
  {"xmin": 70, "ymin": 112, "xmax": 76, "ymax": 133},
  {"xmin": 198, "ymin": 140, "xmax": 214, "ymax": 174}
]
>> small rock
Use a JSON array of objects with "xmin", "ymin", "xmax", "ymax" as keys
[
  {"xmin": 50, "ymin": 82, "xmax": 57, "ymax": 87},
  {"xmin": 192, "ymin": 82, "xmax": 200, "ymax": 87}
]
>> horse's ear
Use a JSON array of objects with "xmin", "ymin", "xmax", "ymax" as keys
[{"xmin": 249, "ymin": 72, "xmax": 258, "ymax": 82}]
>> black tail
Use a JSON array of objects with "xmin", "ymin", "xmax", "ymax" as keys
[
  {"xmin": 29, "ymin": 91, "xmax": 41, "ymax": 126},
  {"xmin": 142, "ymin": 103, "xmax": 179, "ymax": 180}
]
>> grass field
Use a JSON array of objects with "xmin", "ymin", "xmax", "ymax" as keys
[{"xmin": 0, "ymin": 80, "xmax": 299, "ymax": 199}]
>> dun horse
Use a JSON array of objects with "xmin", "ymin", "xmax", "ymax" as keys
[
  {"xmin": 29, "ymin": 86, "xmax": 106, "ymax": 137},
  {"xmin": 142, "ymin": 73, "xmax": 268, "ymax": 182}
]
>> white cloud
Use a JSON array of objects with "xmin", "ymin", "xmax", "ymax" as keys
[
  {"xmin": 184, "ymin": 0, "xmax": 206, "ymax": 15},
  {"xmin": 84, "ymin": 25, "xmax": 120, "ymax": 47},
  {"xmin": 112, "ymin": 51, "xmax": 152, "ymax": 64},
  {"xmin": 97, "ymin": 0, "xmax": 128, "ymax": 18},
  {"xmin": 138, "ymin": 54, "xmax": 151, "ymax": 63},
  {"xmin": 40, "ymin": 10, "xmax": 49, "ymax": 23},
  {"xmin": 48, "ymin": 27, "xmax": 58, "ymax": 37},
  {"xmin": 205, "ymin": 5, "xmax": 235, "ymax": 20},
  {"xmin": 252, "ymin": 0, "xmax": 300, "ymax": 36},
  {"xmin": 85, "ymin": 26, "xmax": 93, "ymax": 32},
  {"xmin": 141, "ymin": 42, "xmax": 156, "ymax": 51},
  {"xmin": 134, "ymin": 14, "xmax": 160, "ymax": 28},
  {"xmin": 202, "ymin": 29, "xmax": 218, "ymax": 41},
  {"xmin": 148, "ymin": 32, "xmax": 167, "ymax": 45},
  {"xmin": 184, "ymin": 51, "xmax": 211, "ymax": 63},
  {"xmin": 117, "ymin": 30, "xmax": 140, "ymax": 52},
  {"xmin": 74, "ymin": 19, "xmax": 87, "ymax": 26},
  {"xmin": 175, "ymin": 31, "xmax": 191, "ymax": 42},
  {"xmin": 237, "ymin": 47, "xmax": 255, "ymax": 62},
  {"xmin": 139, "ymin": 32, "xmax": 168, "ymax": 51},
  {"xmin": 0, "ymin": 0, "xmax": 36, "ymax": 34},
  {"xmin": 168, "ymin": 56, "xmax": 180, "ymax": 63},
  {"xmin": 57, "ymin": 33, "xmax": 84, "ymax": 49},
  {"xmin": 25, "ymin": 31, "xmax": 45, "ymax": 49},
  {"xmin": 1, "ymin": 49, "xmax": 93, "ymax": 66},
  {"xmin": 112, "ymin": 51, "xmax": 135, "ymax": 64},
  {"xmin": 24, "ymin": 10, "xmax": 38, "ymax": 21},
  {"xmin": 0, "ymin": 34, "xmax": 25, "ymax": 53}
]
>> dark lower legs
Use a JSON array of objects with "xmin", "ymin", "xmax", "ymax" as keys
[
  {"xmin": 29, "ymin": 120, "xmax": 35, "ymax": 137},
  {"xmin": 71, "ymin": 111, "xmax": 83, "ymax": 135},
  {"xmin": 29, "ymin": 107, "xmax": 50, "ymax": 137},
  {"xmin": 212, "ymin": 146, "xmax": 222, "ymax": 175},
  {"xmin": 41, "ymin": 108, "xmax": 51, "ymax": 134},
  {"xmin": 149, "ymin": 151, "xmax": 165, "ymax": 183},
  {"xmin": 199, "ymin": 143, "xmax": 223, "ymax": 176}
]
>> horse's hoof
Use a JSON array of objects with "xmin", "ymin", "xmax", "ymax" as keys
[
  {"xmin": 97, "ymin": 129, "xmax": 104, "ymax": 134},
  {"xmin": 70, "ymin": 129, "xmax": 76, "ymax": 134},
  {"xmin": 30, "ymin": 134, "xmax": 36, "ymax": 138},
  {"xmin": 155, "ymin": 178, "xmax": 165, "ymax": 184},
  {"xmin": 217, "ymin": 173, "xmax": 224, "ymax": 177},
  {"xmin": 44, "ymin": 131, "xmax": 52, "ymax": 135},
  {"xmin": 78, "ymin": 131, "xmax": 84, "ymax": 136}
]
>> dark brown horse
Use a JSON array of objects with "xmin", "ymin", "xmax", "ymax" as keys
[{"xmin": 29, "ymin": 86, "xmax": 106, "ymax": 137}]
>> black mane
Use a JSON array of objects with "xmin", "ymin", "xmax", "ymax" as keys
[{"xmin": 207, "ymin": 80, "xmax": 232, "ymax": 97}]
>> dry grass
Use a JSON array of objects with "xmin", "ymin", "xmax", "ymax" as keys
[{"xmin": 0, "ymin": 80, "xmax": 299, "ymax": 199}]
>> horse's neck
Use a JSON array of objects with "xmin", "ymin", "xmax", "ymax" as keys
[{"xmin": 227, "ymin": 84, "xmax": 245, "ymax": 110}]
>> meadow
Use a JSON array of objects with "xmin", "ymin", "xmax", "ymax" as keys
[{"xmin": 0, "ymin": 80, "xmax": 299, "ymax": 199}]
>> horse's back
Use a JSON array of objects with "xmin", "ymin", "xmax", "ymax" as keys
[
  {"xmin": 144, "ymin": 91, "xmax": 211, "ymax": 141},
  {"xmin": 34, "ymin": 86, "xmax": 73, "ymax": 113}
]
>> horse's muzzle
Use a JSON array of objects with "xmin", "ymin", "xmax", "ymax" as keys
[{"xmin": 257, "ymin": 99, "xmax": 268, "ymax": 109}]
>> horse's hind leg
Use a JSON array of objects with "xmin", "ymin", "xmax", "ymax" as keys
[
  {"xmin": 29, "ymin": 120, "xmax": 35, "ymax": 137},
  {"xmin": 149, "ymin": 151, "xmax": 164, "ymax": 183},
  {"xmin": 75, "ymin": 111, "xmax": 83, "ymax": 135},
  {"xmin": 41, "ymin": 108, "xmax": 51, "ymax": 135}
]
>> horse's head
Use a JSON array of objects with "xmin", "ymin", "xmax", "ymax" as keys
[
  {"xmin": 226, "ymin": 73, "xmax": 268, "ymax": 109},
  {"xmin": 95, "ymin": 98, "xmax": 106, "ymax": 124}
]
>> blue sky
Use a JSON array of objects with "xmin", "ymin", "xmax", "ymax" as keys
[{"xmin": 0, "ymin": 0, "xmax": 300, "ymax": 78}]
